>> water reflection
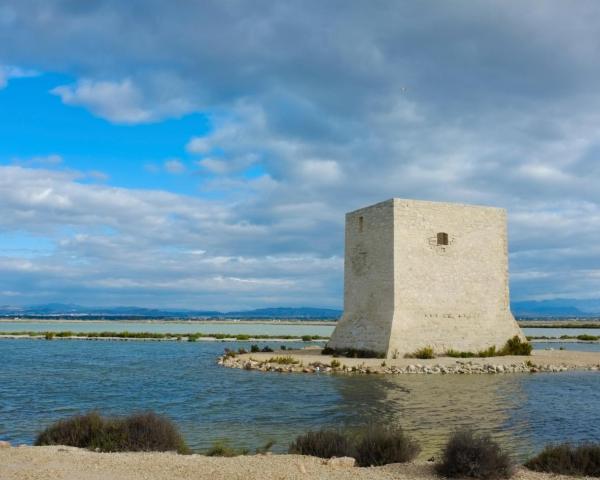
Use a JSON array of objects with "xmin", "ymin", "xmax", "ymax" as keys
[{"xmin": 330, "ymin": 374, "xmax": 532, "ymax": 459}]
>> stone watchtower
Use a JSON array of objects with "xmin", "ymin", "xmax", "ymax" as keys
[{"xmin": 328, "ymin": 198, "xmax": 525, "ymax": 358}]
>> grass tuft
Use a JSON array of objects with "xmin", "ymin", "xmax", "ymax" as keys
[
  {"xmin": 267, "ymin": 355, "xmax": 299, "ymax": 365},
  {"xmin": 35, "ymin": 411, "xmax": 189, "ymax": 454},
  {"xmin": 525, "ymin": 442, "xmax": 600, "ymax": 476},
  {"xmin": 436, "ymin": 429, "xmax": 513, "ymax": 479},
  {"xmin": 404, "ymin": 346, "xmax": 435, "ymax": 359},
  {"xmin": 289, "ymin": 429, "xmax": 351, "ymax": 459},
  {"xmin": 354, "ymin": 424, "xmax": 420, "ymax": 467},
  {"xmin": 205, "ymin": 440, "xmax": 248, "ymax": 457}
]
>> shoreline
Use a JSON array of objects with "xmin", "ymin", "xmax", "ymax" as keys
[
  {"xmin": 0, "ymin": 446, "xmax": 583, "ymax": 480},
  {"xmin": 1, "ymin": 318, "xmax": 600, "ymax": 328},
  {"xmin": 0, "ymin": 333, "xmax": 327, "ymax": 343},
  {"xmin": 220, "ymin": 348, "xmax": 600, "ymax": 375}
]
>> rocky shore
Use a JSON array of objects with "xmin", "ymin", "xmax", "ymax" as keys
[
  {"xmin": 0, "ymin": 446, "xmax": 583, "ymax": 480},
  {"xmin": 219, "ymin": 348, "xmax": 600, "ymax": 375}
]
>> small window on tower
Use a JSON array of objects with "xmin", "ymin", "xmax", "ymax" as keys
[
  {"xmin": 358, "ymin": 216, "xmax": 364, "ymax": 233},
  {"xmin": 437, "ymin": 232, "xmax": 448, "ymax": 246}
]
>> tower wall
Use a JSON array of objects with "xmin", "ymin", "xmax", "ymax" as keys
[
  {"xmin": 327, "ymin": 200, "xmax": 395, "ymax": 354},
  {"xmin": 328, "ymin": 198, "xmax": 524, "ymax": 357}
]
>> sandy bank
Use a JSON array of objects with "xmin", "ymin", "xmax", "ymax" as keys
[
  {"xmin": 220, "ymin": 348, "xmax": 600, "ymax": 375},
  {"xmin": 0, "ymin": 446, "xmax": 578, "ymax": 480}
]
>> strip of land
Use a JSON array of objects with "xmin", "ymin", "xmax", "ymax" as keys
[
  {"xmin": 0, "ymin": 446, "xmax": 580, "ymax": 480},
  {"xmin": 0, "ymin": 331, "xmax": 327, "ymax": 342},
  {"xmin": 221, "ymin": 348, "xmax": 600, "ymax": 375}
]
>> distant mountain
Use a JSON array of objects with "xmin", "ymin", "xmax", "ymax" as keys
[
  {"xmin": 0, "ymin": 304, "xmax": 341, "ymax": 319},
  {"xmin": 226, "ymin": 307, "xmax": 342, "ymax": 319},
  {"xmin": 512, "ymin": 299, "xmax": 600, "ymax": 318}
]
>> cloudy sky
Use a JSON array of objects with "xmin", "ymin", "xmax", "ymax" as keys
[{"xmin": 1, "ymin": 1, "xmax": 600, "ymax": 309}]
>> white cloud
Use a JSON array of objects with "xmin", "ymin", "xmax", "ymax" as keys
[
  {"xmin": 0, "ymin": 166, "xmax": 342, "ymax": 308},
  {"xmin": 3, "ymin": 2, "xmax": 600, "ymax": 303},
  {"xmin": 164, "ymin": 159, "xmax": 186, "ymax": 174},
  {"xmin": 51, "ymin": 79, "xmax": 154, "ymax": 124},
  {"xmin": 0, "ymin": 64, "xmax": 37, "ymax": 89}
]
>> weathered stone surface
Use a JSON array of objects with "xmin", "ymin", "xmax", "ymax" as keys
[{"xmin": 327, "ymin": 199, "xmax": 525, "ymax": 357}]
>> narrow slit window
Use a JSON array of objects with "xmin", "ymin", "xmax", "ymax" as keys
[
  {"xmin": 358, "ymin": 216, "xmax": 364, "ymax": 233},
  {"xmin": 437, "ymin": 232, "xmax": 448, "ymax": 246}
]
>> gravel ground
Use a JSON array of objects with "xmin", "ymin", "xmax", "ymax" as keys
[{"xmin": 0, "ymin": 446, "xmax": 579, "ymax": 480}]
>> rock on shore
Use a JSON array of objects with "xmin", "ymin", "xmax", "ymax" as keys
[{"xmin": 219, "ymin": 348, "xmax": 600, "ymax": 375}]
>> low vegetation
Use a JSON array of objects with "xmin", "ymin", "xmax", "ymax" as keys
[
  {"xmin": 404, "ymin": 346, "xmax": 435, "ymax": 359},
  {"xmin": 289, "ymin": 428, "xmax": 352, "ymax": 459},
  {"xmin": 35, "ymin": 411, "xmax": 189, "ymax": 454},
  {"xmin": 354, "ymin": 424, "xmax": 420, "ymax": 467},
  {"xmin": 436, "ymin": 429, "xmax": 513, "ymax": 479},
  {"xmin": 404, "ymin": 336, "xmax": 534, "ymax": 359},
  {"xmin": 500, "ymin": 336, "xmax": 532, "ymax": 355},
  {"xmin": 0, "ymin": 330, "xmax": 329, "ymax": 342},
  {"xmin": 525, "ymin": 442, "xmax": 600, "ymax": 476},
  {"xmin": 206, "ymin": 440, "xmax": 249, "ymax": 457},
  {"xmin": 321, "ymin": 346, "xmax": 385, "ymax": 358},
  {"xmin": 289, "ymin": 425, "xmax": 419, "ymax": 466},
  {"xmin": 266, "ymin": 355, "xmax": 300, "ymax": 365}
]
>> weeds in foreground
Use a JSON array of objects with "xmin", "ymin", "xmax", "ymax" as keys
[
  {"xmin": 436, "ymin": 429, "xmax": 513, "ymax": 479},
  {"xmin": 35, "ymin": 411, "xmax": 189, "ymax": 454},
  {"xmin": 206, "ymin": 440, "xmax": 249, "ymax": 456},
  {"xmin": 525, "ymin": 442, "xmax": 600, "ymax": 476},
  {"xmin": 354, "ymin": 424, "xmax": 420, "ymax": 467},
  {"xmin": 289, "ymin": 429, "xmax": 351, "ymax": 458}
]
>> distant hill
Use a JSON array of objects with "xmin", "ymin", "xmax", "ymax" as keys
[
  {"xmin": 512, "ymin": 299, "xmax": 600, "ymax": 318},
  {"xmin": 5, "ymin": 300, "xmax": 600, "ymax": 320},
  {"xmin": 0, "ymin": 304, "xmax": 342, "ymax": 320}
]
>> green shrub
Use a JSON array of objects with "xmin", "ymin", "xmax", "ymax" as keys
[
  {"xmin": 44, "ymin": 332, "xmax": 55, "ymax": 340},
  {"xmin": 405, "ymin": 346, "xmax": 435, "ymax": 359},
  {"xmin": 261, "ymin": 346, "xmax": 274, "ymax": 352},
  {"xmin": 330, "ymin": 359, "xmax": 341, "ymax": 368},
  {"xmin": 35, "ymin": 411, "xmax": 189, "ymax": 454},
  {"xmin": 477, "ymin": 346, "xmax": 498, "ymax": 357},
  {"xmin": 301, "ymin": 335, "xmax": 313, "ymax": 342},
  {"xmin": 446, "ymin": 349, "xmax": 476, "ymax": 358},
  {"xmin": 289, "ymin": 429, "xmax": 351, "ymax": 458},
  {"xmin": 224, "ymin": 350, "xmax": 237, "ymax": 358},
  {"xmin": 250, "ymin": 344, "xmax": 260, "ymax": 353},
  {"xmin": 280, "ymin": 345, "xmax": 287, "ymax": 350},
  {"xmin": 577, "ymin": 334, "xmax": 599, "ymax": 341},
  {"xmin": 206, "ymin": 440, "xmax": 248, "ymax": 457},
  {"xmin": 436, "ymin": 430, "xmax": 513, "ymax": 479},
  {"xmin": 321, "ymin": 346, "xmax": 385, "ymax": 358},
  {"xmin": 525, "ymin": 443, "xmax": 600, "ymax": 476},
  {"xmin": 354, "ymin": 424, "xmax": 420, "ymax": 467},
  {"xmin": 267, "ymin": 356, "xmax": 299, "ymax": 365},
  {"xmin": 500, "ymin": 336, "xmax": 532, "ymax": 356},
  {"xmin": 235, "ymin": 334, "xmax": 251, "ymax": 341}
]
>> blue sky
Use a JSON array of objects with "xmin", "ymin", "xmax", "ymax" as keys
[{"xmin": 1, "ymin": 1, "xmax": 600, "ymax": 309}]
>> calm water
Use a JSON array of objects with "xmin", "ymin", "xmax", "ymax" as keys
[
  {"xmin": 0, "ymin": 320, "xmax": 335, "ymax": 337},
  {"xmin": 1, "ymin": 338, "xmax": 599, "ymax": 460},
  {"xmin": 1, "ymin": 320, "xmax": 598, "ymax": 339}
]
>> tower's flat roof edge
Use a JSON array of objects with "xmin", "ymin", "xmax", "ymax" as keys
[{"xmin": 347, "ymin": 198, "xmax": 505, "ymax": 215}]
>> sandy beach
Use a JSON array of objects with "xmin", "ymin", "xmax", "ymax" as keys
[{"xmin": 0, "ymin": 446, "xmax": 579, "ymax": 480}]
